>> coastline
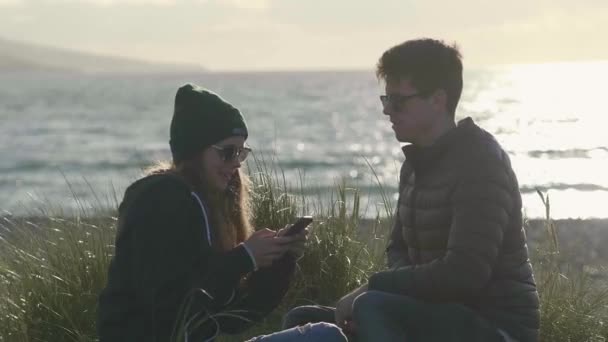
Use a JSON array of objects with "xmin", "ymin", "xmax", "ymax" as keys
[
  {"xmin": 2, "ymin": 214, "xmax": 606, "ymax": 267},
  {"xmin": 524, "ymin": 218, "xmax": 608, "ymax": 269},
  {"xmin": 355, "ymin": 217, "xmax": 608, "ymax": 269}
]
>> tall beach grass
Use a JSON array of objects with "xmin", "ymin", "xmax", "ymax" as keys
[{"xmin": 0, "ymin": 158, "xmax": 606, "ymax": 341}]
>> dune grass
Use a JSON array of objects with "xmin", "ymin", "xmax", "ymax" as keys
[
  {"xmin": 0, "ymin": 216, "xmax": 115, "ymax": 342},
  {"xmin": 531, "ymin": 192, "xmax": 608, "ymax": 342},
  {"xmin": 0, "ymin": 159, "xmax": 606, "ymax": 342}
]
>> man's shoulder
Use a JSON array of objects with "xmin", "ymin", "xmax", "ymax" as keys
[
  {"xmin": 445, "ymin": 120, "xmax": 516, "ymax": 185},
  {"xmin": 456, "ymin": 120, "xmax": 511, "ymax": 167}
]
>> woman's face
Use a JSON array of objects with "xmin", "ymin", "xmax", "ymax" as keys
[{"xmin": 201, "ymin": 136, "xmax": 247, "ymax": 192}]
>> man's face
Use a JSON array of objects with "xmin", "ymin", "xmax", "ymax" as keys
[{"xmin": 382, "ymin": 79, "xmax": 439, "ymax": 145}]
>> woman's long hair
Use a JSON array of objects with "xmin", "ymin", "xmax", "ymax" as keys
[{"xmin": 146, "ymin": 157, "xmax": 253, "ymax": 252}]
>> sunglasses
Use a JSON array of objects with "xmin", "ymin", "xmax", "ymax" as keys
[
  {"xmin": 380, "ymin": 92, "xmax": 426, "ymax": 112},
  {"xmin": 211, "ymin": 145, "xmax": 252, "ymax": 163}
]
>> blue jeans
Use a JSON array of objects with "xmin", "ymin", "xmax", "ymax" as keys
[
  {"xmin": 284, "ymin": 291, "xmax": 508, "ymax": 342},
  {"xmin": 246, "ymin": 322, "xmax": 347, "ymax": 342}
]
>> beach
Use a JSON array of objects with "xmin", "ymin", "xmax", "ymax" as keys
[{"xmin": 3, "ymin": 213, "xmax": 605, "ymax": 271}]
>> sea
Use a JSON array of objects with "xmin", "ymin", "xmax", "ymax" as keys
[{"xmin": 1, "ymin": 62, "xmax": 607, "ymax": 219}]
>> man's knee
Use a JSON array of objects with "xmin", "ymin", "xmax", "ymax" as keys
[
  {"xmin": 353, "ymin": 290, "xmax": 417, "ymax": 321},
  {"xmin": 352, "ymin": 291, "xmax": 388, "ymax": 318}
]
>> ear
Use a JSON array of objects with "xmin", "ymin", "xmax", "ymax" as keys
[{"xmin": 430, "ymin": 89, "xmax": 448, "ymax": 110}]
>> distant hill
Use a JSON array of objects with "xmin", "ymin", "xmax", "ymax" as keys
[{"xmin": 0, "ymin": 37, "xmax": 204, "ymax": 74}]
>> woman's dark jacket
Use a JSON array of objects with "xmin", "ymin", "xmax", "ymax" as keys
[{"xmin": 97, "ymin": 174, "xmax": 295, "ymax": 341}]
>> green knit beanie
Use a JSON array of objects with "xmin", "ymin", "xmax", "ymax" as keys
[{"xmin": 169, "ymin": 84, "xmax": 248, "ymax": 163}]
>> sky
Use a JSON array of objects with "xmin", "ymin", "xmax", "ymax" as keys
[{"xmin": 1, "ymin": 0, "xmax": 607, "ymax": 71}]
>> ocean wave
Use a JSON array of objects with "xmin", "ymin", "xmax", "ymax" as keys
[
  {"xmin": 526, "ymin": 147, "xmax": 608, "ymax": 159},
  {"xmin": 520, "ymin": 183, "xmax": 608, "ymax": 193},
  {"xmin": 2, "ymin": 160, "xmax": 144, "ymax": 173},
  {"xmin": 285, "ymin": 183, "xmax": 608, "ymax": 195},
  {"xmin": 275, "ymin": 159, "xmax": 345, "ymax": 169}
]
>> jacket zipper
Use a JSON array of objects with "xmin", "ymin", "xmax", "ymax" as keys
[{"xmin": 410, "ymin": 185, "xmax": 421, "ymax": 265}]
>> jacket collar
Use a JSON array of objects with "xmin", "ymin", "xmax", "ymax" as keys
[{"xmin": 402, "ymin": 117, "xmax": 475, "ymax": 171}]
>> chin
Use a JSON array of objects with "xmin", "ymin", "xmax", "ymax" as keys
[
  {"xmin": 395, "ymin": 133, "xmax": 411, "ymax": 143},
  {"xmin": 393, "ymin": 128, "xmax": 408, "ymax": 142},
  {"xmin": 210, "ymin": 180, "xmax": 229, "ymax": 193}
]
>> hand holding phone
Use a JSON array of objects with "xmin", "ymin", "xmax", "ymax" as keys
[
  {"xmin": 279, "ymin": 216, "xmax": 312, "ymax": 260},
  {"xmin": 283, "ymin": 216, "xmax": 313, "ymax": 236}
]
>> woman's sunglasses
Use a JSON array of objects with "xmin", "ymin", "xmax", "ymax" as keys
[{"xmin": 211, "ymin": 145, "xmax": 252, "ymax": 163}]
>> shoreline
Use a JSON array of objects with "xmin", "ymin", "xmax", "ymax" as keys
[
  {"xmin": 2, "ymin": 214, "xmax": 607, "ymax": 268},
  {"xmin": 524, "ymin": 218, "xmax": 608, "ymax": 269},
  {"xmin": 356, "ymin": 218, "xmax": 608, "ymax": 268}
]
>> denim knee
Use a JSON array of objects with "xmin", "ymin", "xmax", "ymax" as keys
[
  {"xmin": 301, "ymin": 322, "xmax": 347, "ymax": 342},
  {"xmin": 247, "ymin": 322, "xmax": 347, "ymax": 342}
]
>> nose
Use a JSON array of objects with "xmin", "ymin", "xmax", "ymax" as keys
[
  {"xmin": 382, "ymin": 103, "xmax": 393, "ymax": 115},
  {"xmin": 231, "ymin": 158, "xmax": 242, "ymax": 169},
  {"xmin": 382, "ymin": 103, "xmax": 392, "ymax": 116}
]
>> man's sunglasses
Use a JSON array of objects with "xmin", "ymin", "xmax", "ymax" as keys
[
  {"xmin": 211, "ymin": 145, "xmax": 252, "ymax": 163},
  {"xmin": 380, "ymin": 93, "xmax": 426, "ymax": 111}
]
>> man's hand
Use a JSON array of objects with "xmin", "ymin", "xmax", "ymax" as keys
[{"xmin": 335, "ymin": 284, "xmax": 368, "ymax": 331}]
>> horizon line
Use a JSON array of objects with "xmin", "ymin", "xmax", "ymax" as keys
[
  {"xmin": 4, "ymin": 36, "xmax": 608, "ymax": 74},
  {"xmin": 199, "ymin": 59, "xmax": 608, "ymax": 74}
]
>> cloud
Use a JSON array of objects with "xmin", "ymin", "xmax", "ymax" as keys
[
  {"xmin": 0, "ymin": 0, "xmax": 22, "ymax": 6},
  {"xmin": 221, "ymin": 0, "xmax": 269, "ymax": 10},
  {"xmin": 64, "ymin": 0, "xmax": 176, "ymax": 5},
  {"xmin": 1, "ymin": 0, "xmax": 269, "ymax": 8},
  {"xmin": 1, "ymin": 0, "xmax": 606, "ymax": 69},
  {"xmin": 2, "ymin": 0, "xmax": 178, "ymax": 7},
  {"xmin": 197, "ymin": 0, "xmax": 270, "ymax": 10}
]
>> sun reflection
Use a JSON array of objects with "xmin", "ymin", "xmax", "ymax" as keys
[{"xmin": 522, "ymin": 190, "xmax": 608, "ymax": 219}]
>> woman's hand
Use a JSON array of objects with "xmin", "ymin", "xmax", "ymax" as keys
[
  {"xmin": 276, "ymin": 225, "xmax": 309, "ymax": 260},
  {"xmin": 243, "ymin": 229, "xmax": 300, "ymax": 268}
]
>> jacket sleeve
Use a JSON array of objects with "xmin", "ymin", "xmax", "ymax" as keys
[
  {"xmin": 369, "ymin": 166, "xmax": 513, "ymax": 300},
  {"xmin": 127, "ymin": 179, "xmax": 255, "ymax": 331},
  {"xmin": 386, "ymin": 212, "xmax": 411, "ymax": 269},
  {"xmin": 386, "ymin": 162, "xmax": 412, "ymax": 269},
  {"xmin": 214, "ymin": 254, "xmax": 297, "ymax": 334}
]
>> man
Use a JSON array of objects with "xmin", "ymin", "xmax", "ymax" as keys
[{"xmin": 283, "ymin": 39, "xmax": 540, "ymax": 342}]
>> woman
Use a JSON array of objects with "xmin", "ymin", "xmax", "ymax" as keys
[{"xmin": 97, "ymin": 84, "xmax": 346, "ymax": 342}]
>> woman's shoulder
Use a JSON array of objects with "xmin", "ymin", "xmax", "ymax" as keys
[
  {"xmin": 134, "ymin": 172, "xmax": 190, "ymax": 192},
  {"xmin": 120, "ymin": 173, "xmax": 193, "ymax": 213}
]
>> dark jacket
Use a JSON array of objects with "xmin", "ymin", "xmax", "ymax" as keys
[
  {"xmin": 97, "ymin": 174, "xmax": 296, "ymax": 342},
  {"xmin": 368, "ymin": 118, "xmax": 540, "ymax": 342}
]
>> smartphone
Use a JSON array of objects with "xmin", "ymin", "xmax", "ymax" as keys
[{"xmin": 283, "ymin": 216, "xmax": 313, "ymax": 236}]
